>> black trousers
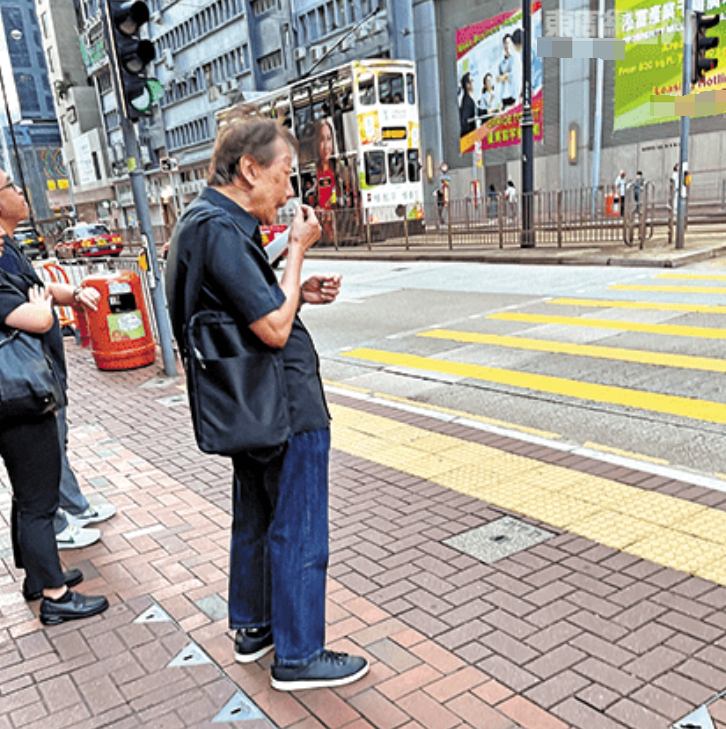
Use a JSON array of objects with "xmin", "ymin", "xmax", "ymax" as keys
[{"xmin": 0, "ymin": 413, "xmax": 64, "ymax": 594}]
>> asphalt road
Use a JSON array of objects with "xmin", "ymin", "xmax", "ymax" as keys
[{"xmin": 297, "ymin": 258, "xmax": 726, "ymax": 480}]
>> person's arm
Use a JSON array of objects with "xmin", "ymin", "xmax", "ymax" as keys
[
  {"xmin": 248, "ymin": 205, "xmax": 321, "ymax": 348},
  {"xmin": 4, "ymin": 285, "xmax": 54, "ymax": 333},
  {"xmin": 46, "ymin": 282, "xmax": 100, "ymax": 311}
]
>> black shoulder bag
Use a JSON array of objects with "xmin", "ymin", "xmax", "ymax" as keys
[
  {"xmin": 0, "ymin": 328, "xmax": 64, "ymax": 420},
  {"xmin": 182, "ymin": 227, "xmax": 291, "ymax": 456}
]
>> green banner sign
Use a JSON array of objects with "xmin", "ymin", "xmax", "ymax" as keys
[{"xmin": 615, "ymin": 0, "xmax": 726, "ymax": 130}]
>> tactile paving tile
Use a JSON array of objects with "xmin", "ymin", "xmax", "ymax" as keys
[
  {"xmin": 568, "ymin": 510, "xmax": 662, "ymax": 550},
  {"xmin": 515, "ymin": 492, "xmax": 601, "ymax": 529},
  {"xmin": 628, "ymin": 531, "xmax": 726, "ymax": 573},
  {"xmin": 621, "ymin": 491, "xmax": 706, "ymax": 528},
  {"xmin": 674, "ymin": 508, "xmax": 726, "ymax": 543}
]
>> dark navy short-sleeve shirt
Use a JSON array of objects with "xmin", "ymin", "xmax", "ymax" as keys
[{"xmin": 166, "ymin": 187, "xmax": 329, "ymax": 435}]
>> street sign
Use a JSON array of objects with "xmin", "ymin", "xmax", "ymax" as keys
[{"xmin": 160, "ymin": 157, "xmax": 178, "ymax": 172}]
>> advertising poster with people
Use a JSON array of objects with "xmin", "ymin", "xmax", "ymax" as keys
[
  {"xmin": 614, "ymin": 0, "xmax": 726, "ymax": 130},
  {"xmin": 456, "ymin": 3, "xmax": 543, "ymax": 154}
]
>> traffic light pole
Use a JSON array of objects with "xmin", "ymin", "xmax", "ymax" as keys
[
  {"xmin": 676, "ymin": 0, "xmax": 693, "ymax": 251},
  {"xmin": 520, "ymin": 0, "xmax": 536, "ymax": 248},
  {"xmin": 102, "ymin": 0, "xmax": 177, "ymax": 377}
]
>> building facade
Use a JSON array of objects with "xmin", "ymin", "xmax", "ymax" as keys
[
  {"xmin": 0, "ymin": 0, "xmax": 66, "ymax": 224},
  {"xmin": 145, "ymin": 0, "xmax": 411, "ymax": 221},
  {"xmin": 418, "ymin": 0, "xmax": 726, "ymax": 207}
]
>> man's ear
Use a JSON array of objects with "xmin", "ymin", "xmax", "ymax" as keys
[{"xmin": 237, "ymin": 155, "xmax": 257, "ymax": 187}]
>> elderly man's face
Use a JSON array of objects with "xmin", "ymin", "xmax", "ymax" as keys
[
  {"xmin": 250, "ymin": 137, "xmax": 294, "ymax": 226},
  {"xmin": 0, "ymin": 170, "xmax": 28, "ymax": 226}
]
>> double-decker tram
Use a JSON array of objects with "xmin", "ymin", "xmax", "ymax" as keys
[{"xmin": 220, "ymin": 59, "xmax": 424, "ymax": 245}]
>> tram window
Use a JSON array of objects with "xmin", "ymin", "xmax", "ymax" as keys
[
  {"xmin": 388, "ymin": 151, "xmax": 405, "ymax": 184},
  {"xmin": 359, "ymin": 77, "xmax": 375, "ymax": 106},
  {"xmin": 406, "ymin": 73, "xmax": 415, "ymax": 104},
  {"xmin": 379, "ymin": 73, "xmax": 404, "ymax": 104},
  {"xmin": 365, "ymin": 151, "xmax": 386, "ymax": 185},
  {"xmin": 406, "ymin": 149, "xmax": 421, "ymax": 182}
]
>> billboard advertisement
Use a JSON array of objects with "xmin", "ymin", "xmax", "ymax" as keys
[
  {"xmin": 456, "ymin": 4, "xmax": 544, "ymax": 154},
  {"xmin": 615, "ymin": 0, "xmax": 726, "ymax": 130}
]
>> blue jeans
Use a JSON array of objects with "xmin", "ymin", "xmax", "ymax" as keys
[
  {"xmin": 53, "ymin": 406, "xmax": 90, "ymax": 534},
  {"xmin": 229, "ymin": 429, "xmax": 330, "ymax": 666}
]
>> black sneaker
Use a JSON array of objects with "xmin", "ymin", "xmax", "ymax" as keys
[
  {"xmin": 234, "ymin": 627, "xmax": 274, "ymax": 663},
  {"xmin": 271, "ymin": 650, "xmax": 369, "ymax": 691}
]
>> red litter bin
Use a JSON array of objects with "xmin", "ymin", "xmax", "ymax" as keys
[{"xmin": 82, "ymin": 270, "xmax": 156, "ymax": 370}]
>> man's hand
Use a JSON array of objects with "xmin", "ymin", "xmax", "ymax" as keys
[
  {"xmin": 75, "ymin": 286, "xmax": 101, "ymax": 312},
  {"xmin": 301, "ymin": 274, "xmax": 342, "ymax": 306},
  {"xmin": 288, "ymin": 204, "xmax": 321, "ymax": 254},
  {"xmin": 28, "ymin": 285, "xmax": 53, "ymax": 311}
]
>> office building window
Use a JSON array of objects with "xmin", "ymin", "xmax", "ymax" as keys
[{"xmin": 258, "ymin": 50, "xmax": 283, "ymax": 74}]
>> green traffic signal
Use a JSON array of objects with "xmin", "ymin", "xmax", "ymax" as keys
[{"xmin": 107, "ymin": 0, "xmax": 156, "ymax": 121}]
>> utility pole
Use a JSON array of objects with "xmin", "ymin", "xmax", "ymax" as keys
[
  {"xmin": 520, "ymin": 0, "xmax": 535, "ymax": 247},
  {"xmin": 102, "ymin": 0, "xmax": 177, "ymax": 376},
  {"xmin": 676, "ymin": 0, "xmax": 692, "ymax": 250}
]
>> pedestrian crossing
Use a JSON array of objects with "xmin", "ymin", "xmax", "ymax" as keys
[{"xmin": 340, "ymin": 272, "xmax": 726, "ymax": 429}]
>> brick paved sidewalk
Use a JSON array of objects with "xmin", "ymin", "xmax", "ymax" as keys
[{"xmin": 1, "ymin": 342, "xmax": 726, "ymax": 729}]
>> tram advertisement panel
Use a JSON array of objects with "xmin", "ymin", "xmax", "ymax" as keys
[{"xmin": 456, "ymin": 4, "xmax": 543, "ymax": 154}]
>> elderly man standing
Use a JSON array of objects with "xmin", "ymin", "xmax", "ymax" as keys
[{"xmin": 166, "ymin": 108, "xmax": 368, "ymax": 691}]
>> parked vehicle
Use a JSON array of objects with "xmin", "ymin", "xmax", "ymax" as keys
[
  {"xmin": 14, "ymin": 226, "xmax": 49, "ymax": 260},
  {"xmin": 55, "ymin": 223, "xmax": 123, "ymax": 259}
]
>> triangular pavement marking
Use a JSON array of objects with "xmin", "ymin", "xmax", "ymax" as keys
[
  {"xmin": 168, "ymin": 642, "xmax": 213, "ymax": 667},
  {"xmin": 674, "ymin": 704, "xmax": 715, "ymax": 729},
  {"xmin": 133, "ymin": 605, "xmax": 172, "ymax": 623},
  {"xmin": 212, "ymin": 691, "xmax": 266, "ymax": 723}
]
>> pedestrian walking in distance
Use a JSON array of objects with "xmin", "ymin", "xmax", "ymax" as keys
[
  {"xmin": 505, "ymin": 180, "xmax": 518, "ymax": 220},
  {"xmin": 615, "ymin": 170, "xmax": 627, "ymax": 217},
  {"xmin": 166, "ymin": 106, "xmax": 369, "ymax": 691}
]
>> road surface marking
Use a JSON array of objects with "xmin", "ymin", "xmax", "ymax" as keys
[
  {"xmin": 340, "ymin": 347, "xmax": 726, "ymax": 425},
  {"xmin": 548, "ymin": 297, "xmax": 726, "ymax": 314},
  {"xmin": 418, "ymin": 329, "xmax": 726, "ymax": 373},
  {"xmin": 609, "ymin": 284, "xmax": 726, "ymax": 294},
  {"xmin": 487, "ymin": 312, "xmax": 726, "ymax": 340}
]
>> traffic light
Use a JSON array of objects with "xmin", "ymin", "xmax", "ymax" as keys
[
  {"xmin": 692, "ymin": 12, "xmax": 720, "ymax": 85},
  {"xmin": 107, "ymin": 1, "xmax": 156, "ymax": 121}
]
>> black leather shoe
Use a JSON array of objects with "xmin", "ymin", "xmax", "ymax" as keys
[
  {"xmin": 23, "ymin": 569, "xmax": 84, "ymax": 602},
  {"xmin": 39, "ymin": 591, "xmax": 109, "ymax": 626}
]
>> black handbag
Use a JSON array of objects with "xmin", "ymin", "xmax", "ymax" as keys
[
  {"xmin": 185, "ymin": 309, "xmax": 290, "ymax": 456},
  {"xmin": 0, "ymin": 328, "xmax": 64, "ymax": 420}
]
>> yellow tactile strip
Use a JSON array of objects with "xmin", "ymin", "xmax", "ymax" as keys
[{"xmin": 330, "ymin": 402, "xmax": 726, "ymax": 586}]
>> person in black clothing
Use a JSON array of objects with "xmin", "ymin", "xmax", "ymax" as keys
[
  {"xmin": 0, "ymin": 169, "xmax": 108, "ymax": 625},
  {"xmin": 459, "ymin": 72, "xmax": 477, "ymax": 137},
  {"xmin": 166, "ymin": 106, "xmax": 369, "ymax": 691}
]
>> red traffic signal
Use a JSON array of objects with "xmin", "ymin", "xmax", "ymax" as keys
[{"xmin": 692, "ymin": 12, "xmax": 720, "ymax": 85}]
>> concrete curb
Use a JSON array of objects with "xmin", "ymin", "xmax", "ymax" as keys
[{"xmin": 306, "ymin": 243, "xmax": 726, "ymax": 268}]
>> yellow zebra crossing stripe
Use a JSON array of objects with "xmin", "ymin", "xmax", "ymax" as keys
[
  {"xmin": 609, "ymin": 284, "xmax": 726, "ymax": 294},
  {"xmin": 548, "ymin": 298, "xmax": 726, "ymax": 314},
  {"xmin": 340, "ymin": 348, "xmax": 726, "ymax": 424},
  {"xmin": 656, "ymin": 273, "xmax": 726, "ymax": 281},
  {"xmin": 487, "ymin": 312, "xmax": 726, "ymax": 340},
  {"xmin": 330, "ymin": 402, "xmax": 726, "ymax": 584},
  {"xmin": 417, "ymin": 329, "xmax": 726, "ymax": 373}
]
